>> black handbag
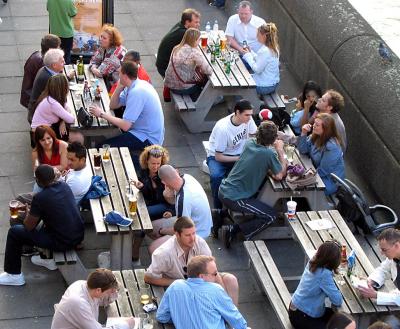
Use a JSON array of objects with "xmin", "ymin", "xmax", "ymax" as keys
[{"xmin": 77, "ymin": 106, "xmax": 93, "ymax": 128}]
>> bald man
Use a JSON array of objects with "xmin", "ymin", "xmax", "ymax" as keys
[{"xmin": 149, "ymin": 165, "xmax": 212, "ymax": 252}]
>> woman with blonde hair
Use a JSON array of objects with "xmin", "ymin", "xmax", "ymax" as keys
[
  {"xmin": 164, "ymin": 28, "xmax": 212, "ymax": 101},
  {"xmin": 90, "ymin": 24, "xmax": 126, "ymax": 89},
  {"xmin": 298, "ymin": 113, "xmax": 345, "ymax": 195},
  {"xmin": 31, "ymin": 74, "xmax": 75, "ymax": 141},
  {"xmin": 242, "ymin": 22, "xmax": 280, "ymax": 95},
  {"xmin": 132, "ymin": 145, "xmax": 174, "ymax": 220}
]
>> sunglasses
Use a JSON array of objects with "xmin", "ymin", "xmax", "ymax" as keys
[
  {"xmin": 148, "ymin": 148, "xmax": 164, "ymax": 158},
  {"xmin": 183, "ymin": 266, "xmax": 188, "ymax": 279}
]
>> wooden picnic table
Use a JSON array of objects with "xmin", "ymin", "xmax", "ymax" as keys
[
  {"xmin": 87, "ymin": 147, "xmax": 153, "ymax": 269},
  {"xmin": 176, "ymin": 31, "xmax": 261, "ymax": 133},
  {"xmin": 108, "ymin": 269, "xmax": 173, "ymax": 329},
  {"xmin": 288, "ymin": 210, "xmax": 400, "ymax": 325},
  {"xmin": 64, "ymin": 64, "xmax": 119, "ymax": 144}
]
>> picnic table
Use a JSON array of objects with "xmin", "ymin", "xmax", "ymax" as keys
[
  {"xmin": 289, "ymin": 210, "xmax": 400, "ymax": 325},
  {"xmin": 108, "ymin": 269, "xmax": 173, "ymax": 329},
  {"xmin": 64, "ymin": 64, "xmax": 119, "ymax": 144},
  {"xmin": 174, "ymin": 31, "xmax": 260, "ymax": 133},
  {"xmin": 87, "ymin": 147, "xmax": 153, "ymax": 269}
]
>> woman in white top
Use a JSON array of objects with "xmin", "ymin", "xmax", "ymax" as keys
[
  {"xmin": 242, "ymin": 22, "xmax": 280, "ymax": 95},
  {"xmin": 164, "ymin": 28, "xmax": 213, "ymax": 101},
  {"xmin": 31, "ymin": 74, "xmax": 75, "ymax": 141}
]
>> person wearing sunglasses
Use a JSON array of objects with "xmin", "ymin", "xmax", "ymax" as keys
[
  {"xmin": 157, "ymin": 255, "xmax": 247, "ymax": 329},
  {"xmin": 144, "ymin": 216, "xmax": 239, "ymax": 305},
  {"xmin": 289, "ymin": 240, "xmax": 343, "ymax": 329}
]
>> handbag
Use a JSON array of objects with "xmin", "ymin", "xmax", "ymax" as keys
[
  {"xmin": 286, "ymin": 168, "xmax": 317, "ymax": 190},
  {"xmin": 77, "ymin": 106, "xmax": 93, "ymax": 128}
]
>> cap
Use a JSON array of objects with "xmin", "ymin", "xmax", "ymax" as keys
[{"xmin": 104, "ymin": 211, "xmax": 133, "ymax": 227}]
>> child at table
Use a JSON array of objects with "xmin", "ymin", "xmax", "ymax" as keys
[{"xmin": 289, "ymin": 240, "xmax": 343, "ymax": 329}]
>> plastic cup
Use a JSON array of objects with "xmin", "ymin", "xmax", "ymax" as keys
[
  {"xmin": 201, "ymin": 33, "xmax": 208, "ymax": 49},
  {"xmin": 9, "ymin": 200, "xmax": 19, "ymax": 219},
  {"xmin": 287, "ymin": 200, "xmax": 297, "ymax": 220}
]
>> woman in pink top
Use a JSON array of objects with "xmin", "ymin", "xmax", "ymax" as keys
[
  {"xmin": 164, "ymin": 28, "xmax": 212, "ymax": 101},
  {"xmin": 31, "ymin": 74, "xmax": 75, "ymax": 141}
]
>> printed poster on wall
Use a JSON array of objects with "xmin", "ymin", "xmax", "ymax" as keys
[{"xmin": 72, "ymin": 0, "xmax": 103, "ymax": 56}]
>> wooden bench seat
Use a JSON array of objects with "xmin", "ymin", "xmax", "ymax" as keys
[
  {"xmin": 262, "ymin": 91, "xmax": 286, "ymax": 110},
  {"xmin": 53, "ymin": 250, "xmax": 87, "ymax": 285},
  {"xmin": 171, "ymin": 92, "xmax": 196, "ymax": 112},
  {"xmin": 244, "ymin": 240, "xmax": 294, "ymax": 329}
]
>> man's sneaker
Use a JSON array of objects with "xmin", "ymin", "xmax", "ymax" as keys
[
  {"xmin": 221, "ymin": 225, "xmax": 235, "ymax": 249},
  {"xmin": 31, "ymin": 255, "xmax": 57, "ymax": 271},
  {"xmin": 0, "ymin": 272, "xmax": 25, "ymax": 286}
]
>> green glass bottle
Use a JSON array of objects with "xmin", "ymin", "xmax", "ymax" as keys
[{"xmin": 77, "ymin": 55, "xmax": 85, "ymax": 83}]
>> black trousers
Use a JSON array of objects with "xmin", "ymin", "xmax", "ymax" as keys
[
  {"xmin": 60, "ymin": 37, "xmax": 73, "ymax": 65},
  {"xmin": 288, "ymin": 307, "xmax": 335, "ymax": 329}
]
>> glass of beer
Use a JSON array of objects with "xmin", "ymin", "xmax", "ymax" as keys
[
  {"xmin": 9, "ymin": 200, "xmax": 19, "ymax": 219},
  {"xmin": 93, "ymin": 153, "xmax": 101, "ymax": 170},
  {"xmin": 284, "ymin": 144, "xmax": 295, "ymax": 163},
  {"xmin": 102, "ymin": 144, "xmax": 110, "ymax": 162},
  {"xmin": 128, "ymin": 194, "xmax": 137, "ymax": 216},
  {"xmin": 220, "ymin": 37, "xmax": 227, "ymax": 51},
  {"xmin": 201, "ymin": 32, "xmax": 208, "ymax": 49}
]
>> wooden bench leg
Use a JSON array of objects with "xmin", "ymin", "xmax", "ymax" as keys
[{"xmin": 58, "ymin": 256, "xmax": 88, "ymax": 285}]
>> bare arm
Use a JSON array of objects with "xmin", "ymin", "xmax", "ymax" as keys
[
  {"xmin": 227, "ymin": 36, "xmax": 245, "ymax": 54},
  {"xmin": 144, "ymin": 273, "xmax": 175, "ymax": 287},
  {"xmin": 215, "ymin": 152, "xmax": 239, "ymax": 163},
  {"xmin": 271, "ymin": 140, "xmax": 288, "ymax": 180},
  {"xmin": 32, "ymin": 150, "xmax": 39, "ymax": 173},
  {"xmin": 90, "ymin": 105, "xmax": 133, "ymax": 132},
  {"xmin": 109, "ymin": 82, "xmax": 125, "ymax": 110},
  {"xmin": 56, "ymin": 141, "xmax": 69, "ymax": 171}
]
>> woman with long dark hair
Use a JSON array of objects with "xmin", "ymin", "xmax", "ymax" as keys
[
  {"xmin": 289, "ymin": 240, "xmax": 343, "ymax": 329},
  {"xmin": 298, "ymin": 113, "xmax": 345, "ymax": 195},
  {"xmin": 31, "ymin": 74, "xmax": 74, "ymax": 141}
]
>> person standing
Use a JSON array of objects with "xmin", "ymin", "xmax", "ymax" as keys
[
  {"xmin": 156, "ymin": 8, "xmax": 201, "ymax": 78},
  {"xmin": 156, "ymin": 255, "xmax": 247, "ymax": 329},
  {"xmin": 47, "ymin": 0, "xmax": 78, "ymax": 64}
]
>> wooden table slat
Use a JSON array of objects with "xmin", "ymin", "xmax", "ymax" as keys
[
  {"xmin": 229, "ymin": 60, "xmax": 250, "ymax": 87},
  {"xmin": 120, "ymin": 148, "xmax": 153, "ymax": 232},
  {"xmin": 198, "ymin": 46, "xmax": 223, "ymax": 87},
  {"xmin": 215, "ymin": 57, "xmax": 240, "ymax": 87},
  {"xmin": 234, "ymin": 56, "xmax": 256, "ymax": 87},
  {"xmin": 121, "ymin": 270, "xmax": 143, "ymax": 316},
  {"xmin": 113, "ymin": 271, "xmax": 133, "ymax": 317},
  {"xmin": 199, "ymin": 46, "xmax": 230, "ymax": 87}
]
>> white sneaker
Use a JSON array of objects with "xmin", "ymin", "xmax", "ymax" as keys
[
  {"xmin": 202, "ymin": 160, "xmax": 210, "ymax": 175},
  {"xmin": 97, "ymin": 251, "xmax": 110, "ymax": 269},
  {"xmin": 0, "ymin": 272, "xmax": 26, "ymax": 286},
  {"xmin": 31, "ymin": 255, "xmax": 57, "ymax": 271}
]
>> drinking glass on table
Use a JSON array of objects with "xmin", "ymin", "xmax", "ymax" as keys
[
  {"xmin": 102, "ymin": 144, "xmax": 111, "ymax": 162},
  {"xmin": 284, "ymin": 144, "xmax": 295, "ymax": 163}
]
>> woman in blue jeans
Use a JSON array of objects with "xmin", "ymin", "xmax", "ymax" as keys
[{"xmin": 289, "ymin": 240, "xmax": 343, "ymax": 329}]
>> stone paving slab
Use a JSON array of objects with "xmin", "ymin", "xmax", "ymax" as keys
[
  {"xmin": 0, "ymin": 46, "xmax": 19, "ymax": 62},
  {"xmin": 0, "ymin": 316, "xmax": 53, "ymax": 329},
  {"xmin": 15, "ymin": 30, "xmax": 47, "ymax": 45},
  {"xmin": 0, "ymin": 95, "xmax": 26, "ymax": 112},
  {"xmin": 0, "ymin": 61, "xmax": 23, "ymax": 77},
  {"xmin": 0, "ymin": 78, "xmax": 22, "ymax": 94}
]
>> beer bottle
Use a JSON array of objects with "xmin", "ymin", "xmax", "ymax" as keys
[
  {"xmin": 225, "ymin": 60, "xmax": 231, "ymax": 74},
  {"xmin": 77, "ymin": 55, "xmax": 85, "ymax": 82},
  {"xmin": 95, "ymin": 84, "xmax": 101, "ymax": 101},
  {"xmin": 210, "ymin": 46, "xmax": 216, "ymax": 64},
  {"xmin": 242, "ymin": 40, "xmax": 248, "ymax": 51}
]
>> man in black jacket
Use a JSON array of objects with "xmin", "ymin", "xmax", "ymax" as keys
[{"xmin": 155, "ymin": 8, "xmax": 201, "ymax": 78}]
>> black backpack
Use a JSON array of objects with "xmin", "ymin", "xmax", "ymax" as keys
[{"xmin": 255, "ymin": 105, "xmax": 291, "ymax": 130}]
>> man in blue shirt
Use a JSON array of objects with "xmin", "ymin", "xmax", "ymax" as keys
[
  {"xmin": 157, "ymin": 255, "xmax": 247, "ymax": 329},
  {"xmin": 90, "ymin": 61, "xmax": 164, "ymax": 157}
]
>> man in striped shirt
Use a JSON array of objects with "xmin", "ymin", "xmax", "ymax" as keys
[{"xmin": 157, "ymin": 255, "xmax": 247, "ymax": 329}]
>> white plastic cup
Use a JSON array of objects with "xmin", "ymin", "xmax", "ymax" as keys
[{"xmin": 287, "ymin": 200, "xmax": 297, "ymax": 220}]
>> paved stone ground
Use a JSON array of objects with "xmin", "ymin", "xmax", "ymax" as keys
[{"xmin": 0, "ymin": 0, "xmax": 374, "ymax": 328}]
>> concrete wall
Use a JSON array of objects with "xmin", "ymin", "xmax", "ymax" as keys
[{"xmin": 226, "ymin": 0, "xmax": 400, "ymax": 214}]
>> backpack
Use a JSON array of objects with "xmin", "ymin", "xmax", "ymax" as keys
[{"xmin": 256, "ymin": 105, "xmax": 291, "ymax": 130}]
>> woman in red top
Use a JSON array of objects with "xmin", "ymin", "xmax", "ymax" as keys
[{"xmin": 31, "ymin": 125, "xmax": 68, "ymax": 172}]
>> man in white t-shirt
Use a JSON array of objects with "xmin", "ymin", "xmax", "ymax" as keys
[
  {"xmin": 65, "ymin": 142, "xmax": 92, "ymax": 204},
  {"xmin": 149, "ymin": 165, "xmax": 212, "ymax": 253},
  {"xmin": 207, "ymin": 99, "xmax": 257, "ymax": 212},
  {"xmin": 225, "ymin": 1, "xmax": 266, "ymax": 54}
]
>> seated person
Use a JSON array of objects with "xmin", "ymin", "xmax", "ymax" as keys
[
  {"xmin": 156, "ymin": 255, "xmax": 247, "ymax": 329},
  {"xmin": 32, "ymin": 125, "xmax": 68, "ymax": 172},
  {"xmin": 242, "ymin": 22, "xmax": 280, "ymax": 95},
  {"xmin": 290, "ymin": 80, "xmax": 322, "ymax": 135},
  {"xmin": 51, "ymin": 268, "xmax": 135, "ymax": 329},
  {"xmin": 326, "ymin": 312, "xmax": 356, "ymax": 329},
  {"xmin": 144, "ymin": 216, "xmax": 239, "ymax": 305},
  {"xmin": 65, "ymin": 142, "xmax": 92, "ymax": 204},
  {"xmin": 20, "ymin": 34, "xmax": 61, "ymax": 109},
  {"xmin": 207, "ymin": 99, "xmax": 256, "ymax": 218},
  {"xmin": 225, "ymin": 1, "xmax": 265, "ymax": 54},
  {"xmin": 289, "ymin": 240, "xmax": 343, "ymax": 329},
  {"xmin": 218, "ymin": 121, "xmax": 287, "ymax": 248},
  {"xmin": 164, "ymin": 28, "xmax": 212, "ymax": 101},
  {"xmin": 149, "ymin": 164, "xmax": 212, "ymax": 253},
  {"xmin": 0, "ymin": 164, "xmax": 84, "ymax": 285},
  {"xmin": 89, "ymin": 24, "xmax": 126, "ymax": 90},
  {"xmin": 132, "ymin": 145, "xmax": 174, "ymax": 220},
  {"xmin": 298, "ymin": 113, "xmax": 345, "ymax": 195},
  {"xmin": 31, "ymin": 74, "xmax": 75, "ymax": 141}
]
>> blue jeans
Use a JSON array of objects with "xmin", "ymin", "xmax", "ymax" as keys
[
  {"xmin": 212, "ymin": 0, "xmax": 225, "ymax": 7},
  {"xmin": 207, "ymin": 156, "xmax": 235, "ymax": 209},
  {"xmin": 257, "ymin": 83, "xmax": 279, "ymax": 95},
  {"xmin": 4, "ymin": 224, "xmax": 74, "ymax": 274},
  {"xmin": 171, "ymin": 84, "xmax": 202, "ymax": 101},
  {"xmin": 148, "ymin": 203, "xmax": 175, "ymax": 221},
  {"xmin": 98, "ymin": 132, "xmax": 151, "ymax": 168}
]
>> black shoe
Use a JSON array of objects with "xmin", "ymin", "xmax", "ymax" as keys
[
  {"xmin": 2, "ymin": 0, "xmax": 7, "ymax": 3},
  {"xmin": 211, "ymin": 209, "xmax": 223, "ymax": 239},
  {"xmin": 221, "ymin": 225, "xmax": 234, "ymax": 248},
  {"xmin": 21, "ymin": 246, "xmax": 39, "ymax": 257}
]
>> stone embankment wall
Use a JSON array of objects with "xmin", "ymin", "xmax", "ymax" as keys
[{"xmin": 226, "ymin": 0, "xmax": 400, "ymax": 214}]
